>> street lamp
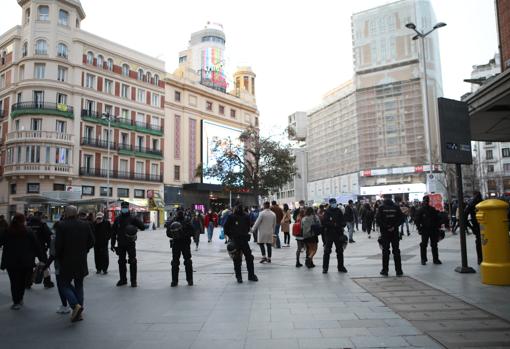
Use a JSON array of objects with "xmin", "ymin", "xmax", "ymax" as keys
[
  {"xmin": 101, "ymin": 112, "xmax": 112, "ymax": 214},
  {"xmin": 405, "ymin": 21, "xmax": 446, "ymax": 193}
]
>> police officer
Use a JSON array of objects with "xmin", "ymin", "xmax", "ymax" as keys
[
  {"xmin": 224, "ymin": 204, "xmax": 258, "ymax": 283},
  {"xmin": 322, "ymin": 198, "xmax": 348, "ymax": 274},
  {"xmin": 111, "ymin": 202, "xmax": 145, "ymax": 287},
  {"xmin": 376, "ymin": 195, "xmax": 405, "ymax": 276},
  {"xmin": 166, "ymin": 210, "xmax": 194, "ymax": 287},
  {"xmin": 415, "ymin": 196, "xmax": 442, "ymax": 265},
  {"xmin": 465, "ymin": 191, "xmax": 483, "ymax": 264}
]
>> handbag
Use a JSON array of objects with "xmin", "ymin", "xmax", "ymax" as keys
[
  {"xmin": 292, "ymin": 220, "xmax": 302, "ymax": 237},
  {"xmin": 219, "ymin": 228, "xmax": 225, "ymax": 240}
]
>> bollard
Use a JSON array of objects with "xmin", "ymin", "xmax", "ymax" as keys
[{"xmin": 476, "ymin": 199, "xmax": 510, "ymax": 285}]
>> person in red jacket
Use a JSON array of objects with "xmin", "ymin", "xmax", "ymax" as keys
[{"xmin": 204, "ymin": 210, "xmax": 218, "ymax": 243}]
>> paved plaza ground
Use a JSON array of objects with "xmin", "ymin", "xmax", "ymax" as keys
[{"xmin": 0, "ymin": 225, "xmax": 509, "ymax": 348}]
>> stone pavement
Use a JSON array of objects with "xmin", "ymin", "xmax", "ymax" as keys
[{"xmin": 0, "ymin": 225, "xmax": 509, "ymax": 349}]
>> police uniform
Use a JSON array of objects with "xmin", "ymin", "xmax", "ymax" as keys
[
  {"xmin": 415, "ymin": 196, "xmax": 441, "ymax": 265},
  {"xmin": 166, "ymin": 212, "xmax": 194, "ymax": 287},
  {"xmin": 322, "ymin": 199, "xmax": 348, "ymax": 273},
  {"xmin": 376, "ymin": 197, "xmax": 405, "ymax": 276},
  {"xmin": 111, "ymin": 202, "xmax": 145, "ymax": 287}
]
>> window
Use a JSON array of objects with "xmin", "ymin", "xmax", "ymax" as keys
[
  {"xmin": 179, "ymin": 56, "xmax": 187, "ymax": 63},
  {"xmin": 25, "ymin": 8, "xmax": 30, "ymax": 24},
  {"xmin": 22, "ymin": 42, "xmax": 28, "ymax": 57},
  {"xmin": 106, "ymin": 58, "xmax": 113, "ymax": 71},
  {"xmin": 121, "ymin": 84, "xmax": 129, "ymax": 98},
  {"xmin": 86, "ymin": 51, "xmax": 94, "ymax": 64},
  {"xmin": 174, "ymin": 165, "xmax": 180, "ymax": 181},
  {"xmin": 121, "ymin": 133, "xmax": 129, "ymax": 146},
  {"xmin": 485, "ymin": 142, "xmax": 492, "ymax": 145},
  {"xmin": 57, "ymin": 43, "xmax": 68, "ymax": 59},
  {"xmin": 486, "ymin": 149, "xmax": 493, "ymax": 160},
  {"xmin": 58, "ymin": 9, "xmax": 69, "ymax": 26},
  {"xmin": 97, "ymin": 54, "xmax": 104, "ymax": 68},
  {"xmin": 487, "ymin": 165, "xmax": 494, "ymax": 173},
  {"xmin": 31, "ymin": 118, "xmax": 42, "ymax": 130},
  {"xmin": 104, "ymin": 79, "xmax": 113, "ymax": 94},
  {"xmin": 38, "ymin": 6, "xmax": 49, "ymax": 21},
  {"xmin": 104, "ymin": 104, "xmax": 112, "ymax": 116},
  {"xmin": 119, "ymin": 159, "xmax": 128, "ymax": 173},
  {"xmin": 56, "ymin": 93, "xmax": 67, "ymax": 105},
  {"xmin": 122, "ymin": 64, "xmax": 130, "ymax": 76},
  {"xmin": 136, "ymin": 136, "xmax": 144, "ymax": 150},
  {"xmin": 82, "ymin": 186, "xmax": 95, "ymax": 196},
  {"xmin": 137, "ymin": 68, "xmax": 144, "ymax": 80},
  {"xmin": 151, "ymin": 163, "xmax": 158, "ymax": 176},
  {"xmin": 76, "ymin": 18, "xmax": 80, "ymax": 28},
  {"xmin": 55, "ymin": 120, "xmax": 66, "ymax": 133},
  {"xmin": 55, "ymin": 147, "xmax": 69, "ymax": 164},
  {"xmin": 100, "ymin": 187, "xmax": 113, "ymax": 197},
  {"xmin": 151, "ymin": 116, "xmax": 160, "ymax": 128},
  {"xmin": 26, "ymin": 145, "xmax": 41, "ymax": 163},
  {"xmin": 101, "ymin": 156, "xmax": 111, "ymax": 171},
  {"xmin": 34, "ymin": 63, "xmax": 45, "ymax": 79},
  {"xmin": 53, "ymin": 183, "xmax": 65, "ymax": 191},
  {"xmin": 117, "ymin": 188, "xmax": 129, "ymax": 198},
  {"xmin": 154, "ymin": 74, "xmax": 159, "ymax": 85},
  {"xmin": 57, "ymin": 66, "xmax": 67, "ymax": 82},
  {"xmin": 84, "ymin": 126, "xmax": 93, "ymax": 140},
  {"xmin": 10, "ymin": 183, "xmax": 16, "ymax": 194},
  {"xmin": 14, "ymin": 119, "xmax": 20, "ymax": 131},
  {"xmin": 83, "ymin": 155, "xmax": 93, "ymax": 171},
  {"xmin": 121, "ymin": 109, "xmax": 129, "ymax": 120},
  {"xmin": 27, "ymin": 183, "xmax": 40, "ymax": 194},
  {"xmin": 85, "ymin": 100, "xmax": 94, "ymax": 114},
  {"xmin": 146, "ymin": 72, "xmax": 152, "ymax": 83},
  {"xmin": 0, "ymin": 74, "xmax": 4, "ymax": 88},
  {"xmin": 503, "ymin": 148, "xmax": 510, "ymax": 158},
  {"xmin": 137, "ymin": 89, "xmax": 146, "ymax": 103},
  {"xmin": 174, "ymin": 91, "xmax": 181, "ymax": 102},
  {"xmin": 206, "ymin": 101, "xmax": 213, "ymax": 111},
  {"xmin": 152, "ymin": 138, "xmax": 159, "ymax": 151},
  {"xmin": 33, "ymin": 90, "xmax": 44, "ymax": 106},
  {"xmin": 134, "ymin": 189, "xmax": 145, "ymax": 198},
  {"xmin": 230, "ymin": 109, "xmax": 236, "ymax": 118},
  {"xmin": 219, "ymin": 105, "xmax": 225, "ymax": 115},
  {"xmin": 152, "ymin": 93, "xmax": 160, "ymax": 107},
  {"xmin": 35, "ymin": 39, "xmax": 47, "ymax": 55},
  {"xmin": 85, "ymin": 74, "xmax": 95, "ymax": 89},
  {"xmin": 504, "ymin": 163, "xmax": 510, "ymax": 172},
  {"xmin": 136, "ymin": 113, "xmax": 144, "ymax": 124}
]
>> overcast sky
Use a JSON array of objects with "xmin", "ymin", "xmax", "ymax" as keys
[{"xmin": 0, "ymin": 0, "xmax": 498, "ymax": 133}]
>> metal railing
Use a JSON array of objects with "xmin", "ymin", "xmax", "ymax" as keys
[
  {"xmin": 7, "ymin": 130, "xmax": 73, "ymax": 142},
  {"xmin": 81, "ymin": 110, "xmax": 163, "ymax": 132},
  {"xmin": 80, "ymin": 137, "xmax": 162, "ymax": 156},
  {"xmin": 118, "ymin": 142, "xmax": 162, "ymax": 156},
  {"xmin": 80, "ymin": 137, "xmax": 116, "ymax": 150},
  {"xmin": 11, "ymin": 101, "xmax": 74, "ymax": 114},
  {"xmin": 79, "ymin": 167, "xmax": 162, "ymax": 182}
]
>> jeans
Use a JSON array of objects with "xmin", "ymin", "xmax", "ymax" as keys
[
  {"xmin": 7, "ymin": 267, "xmax": 32, "ymax": 304},
  {"xmin": 400, "ymin": 217, "xmax": 410, "ymax": 235},
  {"xmin": 347, "ymin": 222, "xmax": 354, "ymax": 240},
  {"xmin": 56, "ymin": 275, "xmax": 68, "ymax": 307},
  {"xmin": 60, "ymin": 277, "xmax": 84, "ymax": 308},
  {"xmin": 259, "ymin": 243, "xmax": 272, "ymax": 258},
  {"xmin": 274, "ymin": 224, "xmax": 281, "ymax": 248},
  {"xmin": 207, "ymin": 222, "xmax": 214, "ymax": 241}
]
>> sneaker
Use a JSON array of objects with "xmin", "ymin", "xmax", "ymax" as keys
[
  {"xmin": 57, "ymin": 305, "xmax": 71, "ymax": 314},
  {"xmin": 338, "ymin": 266, "xmax": 348, "ymax": 273},
  {"xmin": 116, "ymin": 280, "xmax": 127, "ymax": 286},
  {"xmin": 380, "ymin": 270, "xmax": 388, "ymax": 276},
  {"xmin": 260, "ymin": 257, "xmax": 267, "ymax": 264},
  {"xmin": 11, "ymin": 304, "xmax": 22, "ymax": 310},
  {"xmin": 396, "ymin": 270, "xmax": 404, "ymax": 277},
  {"xmin": 433, "ymin": 260, "xmax": 442, "ymax": 265},
  {"xmin": 70, "ymin": 304, "xmax": 83, "ymax": 323},
  {"xmin": 349, "ymin": 239, "xmax": 355, "ymax": 243},
  {"xmin": 248, "ymin": 275, "xmax": 258, "ymax": 282}
]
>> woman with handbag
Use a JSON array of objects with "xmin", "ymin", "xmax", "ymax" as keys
[
  {"xmin": 301, "ymin": 207, "xmax": 321, "ymax": 268},
  {"xmin": 281, "ymin": 204, "xmax": 292, "ymax": 247},
  {"xmin": 292, "ymin": 208, "xmax": 305, "ymax": 267}
]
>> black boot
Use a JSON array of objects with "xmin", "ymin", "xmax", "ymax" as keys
[
  {"xmin": 337, "ymin": 252, "xmax": 347, "ymax": 272},
  {"xmin": 171, "ymin": 261, "xmax": 179, "ymax": 287},
  {"xmin": 296, "ymin": 250, "xmax": 303, "ymax": 268},
  {"xmin": 234, "ymin": 259, "xmax": 243, "ymax": 283},
  {"xmin": 394, "ymin": 249, "xmax": 403, "ymax": 276},
  {"xmin": 246, "ymin": 254, "xmax": 256, "ymax": 281},
  {"xmin": 382, "ymin": 250, "xmax": 390, "ymax": 276},
  {"xmin": 305, "ymin": 257, "xmax": 312, "ymax": 268},
  {"xmin": 117, "ymin": 262, "xmax": 127, "ymax": 286},
  {"xmin": 322, "ymin": 253, "xmax": 330, "ymax": 273},
  {"xmin": 184, "ymin": 260, "xmax": 193, "ymax": 286},
  {"xmin": 420, "ymin": 242, "xmax": 427, "ymax": 265},
  {"xmin": 129, "ymin": 262, "xmax": 137, "ymax": 287},
  {"xmin": 43, "ymin": 276, "xmax": 54, "ymax": 288}
]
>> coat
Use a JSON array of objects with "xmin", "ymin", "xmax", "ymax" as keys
[
  {"xmin": 281, "ymin": 211, "xmax": 291, "ymax": 232},
  {"xmin": 55, "ymin": 218, "xmax": 95, "ymax": 279},
  {"xmin": 0, "ymin": 228, "xmax": 45, "ymax": 270},
  {"xmin": 251, "ymin": 209, "xmax": 276, "ymax": 244}
]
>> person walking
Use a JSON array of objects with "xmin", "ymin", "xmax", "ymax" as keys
[
  {"xmin": 204, "ymin": 209, "xmax": 218, "ymax": 243},
  {"xmin": 301, "ymin": 207, "xmax": 320, "ymax": 268},
  {"xmin": 270, "ymin": 201, "xmax": 284, "ymax": 249},
  {"xmin": 465, "ymin": 191, "xmax": 483, "ymax": 264},
  {"xmin": 111, "ymin": 201, "xmax": 145, "ymax": 287},
  {"xmin": 281, "ymin": 204, "xmax": 292, "ymax": 247},
  {"xmin": 166, "ymin": 210, "xmax": 194, "ymax": 287},
  {"xmin": 55, "ymin": 206, "xmax": 95, "ymax": 322},
  {"xmin": 93, "ymin": 212, "xmax": 111, "ymax": 274},
  {"xmin": 415, "ymin": 196, "xmax": 442, "ymax": 265},
  {"xmin": 399, "ymin": 201, "xmax": 410, "ymax": 238},
  {"xmin": 224, "ymin": 204, "xmax": 258, "ymax": 283},
  {"xmin": 251, "ymin": 202, "xmax": 276, "ymax": 263},
  {"xmin": 361, "ymin": 203, "xmax": 375, "ymax": 239},
  {"xmin": 344, "ymin": 200, "xmax": 356, "ymax": 243},
  {"xmin": 376, "ymin": 195, "xmax": 405, "ymax": 276},
  {"xmin": 27, "ymin": 212, "xmax": 54, "ymax": 288},
  {"xmin": 191, "ymin": 211, "xmax": 204, "ymax": 251},
  {"xmin": 322, "ymin": 198, "xmax": 348, "ymax": 273},
  {"xmin": 1, "ymin": 213, "xmax": 46, "ymax": 310},
  {"xmin": 249, "ymin": 206, "xmax": 260, "ymax": 243}
]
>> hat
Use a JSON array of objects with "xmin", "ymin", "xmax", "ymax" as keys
[
  {"xmin": 328, "ymin": 198, "xmax": 337, "ymax": 204},
  {"xmin": 423, "ymin": 195, "xmax": 430, "ymax": 201},
  {"xmin": 96, "ymin": 212, "xmax": 104, "ymax": 219},
  {"xmin": 121, "ymin": 201, "xmax": 129, "ymax": 208}
]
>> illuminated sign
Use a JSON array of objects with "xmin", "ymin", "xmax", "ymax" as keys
[{"xmin": 200, "ymin": 47, "xmax": 227, "ymax": 92}]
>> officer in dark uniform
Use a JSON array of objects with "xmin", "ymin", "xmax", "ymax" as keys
[
  {"xmin": 376, "ymin": 194, "xmax": 405, "ymax": 276},
  {"xmin": 111, "ymin": 202, "xmax": 145, "ymax": 287},
  {"xmin": 465, "ymin": 191, "xmax": 483, "ymax": 264},
  {"xmin": 166, "ymin": 210, "xmax": 194, "ymax": 287},
  {"xmin": 415, "ymin": 196, "xmax": 442, "ymax": 265},
  {"xmin": 224, "ymin": 204, "xmax": 258, "ymax": 283},
  {"xmin": 322, "ymin": 198, "xmax": 348, "ymax": 274}
]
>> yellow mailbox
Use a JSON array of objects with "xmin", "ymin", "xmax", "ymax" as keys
[{"xmin": 476, "ymin": 199, "xmax": 510, "ymax": 285}]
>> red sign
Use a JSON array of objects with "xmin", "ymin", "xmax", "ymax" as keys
[
  {"xmin": 363, "ymin": 170, "xmax": 372, "ymax": 177},
  {"xmin": 415, "ymin": 166, "xmax": 424, "ymax": 173}
]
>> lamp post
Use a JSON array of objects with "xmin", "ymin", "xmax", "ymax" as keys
[
  {"xmin": 102, "ymin": 112, "xmax": 112, "ymax": 214},
  {"xmin": 405, "ymin": 22, "xmax": 446, "ymax": 193}
]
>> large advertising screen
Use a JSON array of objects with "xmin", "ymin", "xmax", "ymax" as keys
[{"xmin": 202, "ymin": 120, "xmax": 243, "ymax": 184}]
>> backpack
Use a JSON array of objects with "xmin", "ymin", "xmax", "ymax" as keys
[
  {"xmin": 292, "ymin": 220, "xmax": 302, "ymax": 237},
  {"xmin": 166, "ymin": 221, "xmax": 184, "ymax": 239},
  {"xmin": 310, "ymin": 216, "xmax": 323, "ymax": 236}
]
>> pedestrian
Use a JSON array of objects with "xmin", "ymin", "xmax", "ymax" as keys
[
  {"xmin": 27, "ymin": 211, "xmax": 54, "ymax": 288},
  {"xmin": 93, "ymin": 212, "xmax": 111, "ymax": 274},
  {"xmin": 270, "ymin": 201, "xmax": 284, "ymax": 248},
  {"xmin": 219, "ymin": 207, "xmax": 232, "ymax": 243},
  {"xmin": 451, "ymin": 200, "xmax": 459, "ymax": 234},
  {"xmin": 300, "ymin": 207, "xmax": 320, "ymax": 268},
  {"xmin": 166, "ymin": 210, "xmax": 194, "ymax": 287},
  {"xmin": 191, "ymin": 210, "xmax": 204, "ymax": 251},
  {"xmin": 415, "ymin": 196, "xmax": 442, "ymax": 265},
  {"xmin": 281, "ymin": 204, "xmax": 292, "ymax": 247},
  {"xmin": 322, "ymin": 198, "xmax": 348, "ymax": 273},
  {"xmin": 376, "ymin": 195, "xmax": 405, "ymax": 276},
  {"xmin": 293, "ymin": 200, "xmax": 306, "ymax": 222},
  {"xmin": 55, "ymin": 206, "xmax": 95, "ymax": 322},
  {"xmin": 399, "ymin": 200, "xmax": 410, "ymax": 238},
  {"xmin": 111, "ymin": 201, "xmax": 145, "ymax": 287},
  {"xmin": 0, "ymin": 214, "xmax": 8, "ymax": 235},
  {"xmin": 344, "ymin": 200, "xmax": 356, "ymax": 243},
  {"xmin": 251, "ymin": 201, "xmax": 276, "ymax": 263},
  {"xmin": 0, "ymin": 213, "xmax": 46, "ymax": 310},
  {"xmin": 465, "ymin": 191, "xmax": 483, "ymax": 264},
  {"xmin": 204, "ymin": 209, "xmax": 218, "ymax": 243},
  {"xmin": 293, "ymin": 208, "xmax": 305, "ymax": 267},
  {"xmin": 224, "ymin": 204, "xmax": 258, "ymax": 283},
  {"xmin": 249, "ymin": 206, "xmax": 260, "ymax": 242},
  {"xmin": 361, "ymin": 203, "xmax": 375, "ymax": 238}
]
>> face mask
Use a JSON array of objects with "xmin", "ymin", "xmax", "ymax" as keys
[
  {"xmin": 330, "ymin": 203, "xmax": 337, "ymax": 209},
  {"xmin": 121, "ymin": 208, "xmax": 129, "ymax": 214}
]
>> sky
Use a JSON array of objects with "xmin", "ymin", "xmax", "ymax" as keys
[{"xmin": 0, "ymin": 0, "xmax": 499, "ymax": 134}]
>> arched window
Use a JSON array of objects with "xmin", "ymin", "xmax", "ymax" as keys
[
  {"xmin": 86, "ymin": 51, "xmax": 93, "ymax": 64},
  {"xmin": 146, "ymin": 72, "xmax": 152, "ymax": 83},
  {"xmin": 57, "ymin": 43, "xmax": 68, "ymax": 59},
  {"xmin": 97, "ymin": 54, "xmax": 104, "ymax": 68},
  {"xmin": 154, "ymin": 74, "xmax": 159, "ymax": 85},
  {"xmin": 22, "ymin": 42, "xmax": 28, "ymax": 57},
  {"xmin": 107, "ymin": 58, "xmax": 113, "ymax": 71},
  {"xmin": 58, "ymin": 9, "xmax": 69, "ymax": 26},
  {"xmin": 38, "ymin": 5, "xmax": 49, "ymax": 21},
  {"xmin": 122, "ymin": 63, "xmax": 130, "ymax": 76},
  {"xmin": 137, "ymin": 68, "xmax": 144, "ymax": 81},
  {"xmin": 35, "ymin": 39, "xmax": 48, "ymax": 55}
]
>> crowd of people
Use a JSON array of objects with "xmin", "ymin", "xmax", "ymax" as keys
[{"xmin": 0, "ymin": 191, "xmax": 491, "ymax": 323}]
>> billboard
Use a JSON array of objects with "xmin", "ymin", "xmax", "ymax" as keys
[
  {"xmin": 202, "ymin": 120, "xmax": 243, "ymax": 184},
  {"xmin": 200, "ymin": 47, "xmax": 227, "ymax": 92}
]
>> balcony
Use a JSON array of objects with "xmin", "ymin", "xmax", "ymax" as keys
[
  {"xmin": 0, "ymin": 109, "xmax": 6, "ymax": 119},
  {"xmin": 11, "ymin": 102, "xmax": 74, "ymax": 119},
  {"xmin": 80, "ymin": 137, "xmax": 116, "ymax": 150},
  {"xmin": 3, "ymin": 163, "xmax": 72, "ymax": 176},
  {"xmin": 81, "ymin": 110, "xmax": 163, "ymax": 136},
  {"xmin": 79, "ymin": 167, "xmax": 163, "ymax": 182},
  {"xmin": 80, "ymin": 138, "xmax": 163, "ymax": 159},
  {"xmin": 7, "ymin": 131, "xmax": 73, "ymax": 144}
]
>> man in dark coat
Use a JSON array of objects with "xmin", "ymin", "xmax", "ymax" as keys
[
  {"xmin": 27, "ymin": 212, "xmax": 54, "ymax": 288},
  {"xmin": 224, "ymin": 204, "xmax": 258, "ymax": 283},
  {"xmin": 322, "ymin": 198, "xmax": 348, "ymax": 274},
  {"xmin": 111, "ymin": 201, "xmax": 145, "ymax": 287},
  {"xmin": 415, "ymin": 196, "xmax": 442, "ymax": 265},
  {"xmin": 465, "ymin": 191, "xmax": 483, "ymax": 264},
  {"xmin": 93, "ymin": 212, "xmax": 111, "ymax": 274},
  {"xmin": 166, "ymin": 210, "xmax": 194, "ymax": 287},
  {"xmin": 55, "ymin": 206, "xmax": 95, "ymax": 322},
  {"xmin": 376, "ymin": 195, "xmax": 405, "ymax": 276}
]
